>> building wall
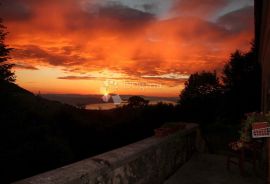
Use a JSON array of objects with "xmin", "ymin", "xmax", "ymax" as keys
[
  {"xmin": 13, "ymin": 123, "xmax": 200, "ymax": 184},
  {"xmin": 258, "ymin": 0, "xmax": 270, "ymax": 113}
]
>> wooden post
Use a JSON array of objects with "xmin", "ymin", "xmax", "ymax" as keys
[{"xmin": 267, "ymin": 137, "xmax": 270, "ymax": 184}]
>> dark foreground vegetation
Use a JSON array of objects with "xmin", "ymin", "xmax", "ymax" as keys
[
  {"xmin": 178, "ymin": 44, "xmax": 261, "ymax": 153},
  {"xmin": 0, "ymin": 81, "xmax": 179, "ymax": 183}
]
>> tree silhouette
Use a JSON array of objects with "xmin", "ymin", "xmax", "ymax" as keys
[
  {"xmin": 178, "ymin": 71, "xmax": 222, "ymax": 123},
  {"xmin": 128, "ymin": 96, "xmax": 149, "ymax": 108},
  {"xmin": 0, "ymin": 18, "xmax": 15, "ymax": 82},
  {"xmin": 222, "ymin": 43, "xmax": 261, "ymax": 113},
  {"xmin": 179, "ymin": 71, "xmax": 222, "ymax": 106}
]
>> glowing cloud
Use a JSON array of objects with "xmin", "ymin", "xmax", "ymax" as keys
[{"xmin": 0, "ymin": 0, "xmax": 254, "ymax": 96}]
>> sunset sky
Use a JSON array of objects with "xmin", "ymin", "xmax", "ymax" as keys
[{"xmin": 0, "ymin": 0, "xmax": 254, "ymax": 96}]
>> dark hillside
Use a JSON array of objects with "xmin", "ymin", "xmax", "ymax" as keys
[{"xmin": 0, "ymin": 82, "xmax": 175, "ymax": 183}]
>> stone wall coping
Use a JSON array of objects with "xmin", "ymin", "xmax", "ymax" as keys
[{"xmin": 13, "ymin": 123, "xmax": 198, "ymax": 184}]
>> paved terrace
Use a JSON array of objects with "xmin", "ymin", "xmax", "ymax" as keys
[{"xmin": 165, "ymin": 154, "xmax": 265, "ymax": 184}]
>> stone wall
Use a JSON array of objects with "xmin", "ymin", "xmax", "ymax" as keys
[{"xmin": 13, "ymin": 123, "xmax": 199, "ymax": 184}]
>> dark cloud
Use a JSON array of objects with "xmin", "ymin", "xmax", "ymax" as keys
[
  {"xmin": 13, "ymin": 45, "xmax": 68, "ymax": 66},
  {"xmin": 14, "ymin": 63, "xmax": 38, "ymax": 70},
  {"xmin": 57, "ymin": 75, "xmax": 135, "ymax": 81},
  {"xmin": 141, "ymin": 76, "xmax": 188, "ymax": 81},
  {"xmin": 142, "ymin": 3, "xmax": 156, "ymax": 12},
  {"xmin": 58, "ymin": 73, "xmax": 185, "ymax": 88},
  {"xmin": 162, "ymin": 17, "xmax": 231, "ymax": 41},
  {"xmin": 1, "ymin": 0, "xmax": 155, "ymax": 33},
  {"xmin": 172, "ymin": 0, "xmax": 229, "ymax": 18},
  {"xmin": 217, "ymin": 6, "xmax": 254, "ymax": 33},
  {"xmin": 58, "ymin": 76, "xmax": 96, "ymax": 80},
  {"xmin": 138, "ymin": 77, "xmax": 186, "ymax": 88},
  {"xmin": 98, "ymin": 4, "xmax": 155, "ymax": 22},
  {"xmin": 0, "ymin": 0, "xmax": 33, "ymax": 21},
  {"xmin": 12, "ymin": 45, "xmax": 87, "ymax": 66},
  {"xmin": 66, "ymin": 2, "xmax": 155, "ymax": 33}
]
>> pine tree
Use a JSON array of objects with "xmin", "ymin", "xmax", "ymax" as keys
[{"xmin": 0, "ymin": 18, "xmax": 15, "ymax": 82}]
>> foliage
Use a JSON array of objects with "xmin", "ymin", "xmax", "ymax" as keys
[
  {"xmin": 178, "ymin": 71, "xmax": 223, "ymax": 124},
  {"xmin": 179, "ymin": 71, "xmax": 222, "ymax": 104},
  {"xmin": 240, "ymin": 112, "xmax": 270, "ymax": 142},
  {"xmin": 0, "ymin": 63, "xmax": 15, "ymax": 82},
  {"xmin": 222, "ymin": 44, "xmax": 261, "ymax": 114},
  {"xmin": 127, "ymin": 96, "xmax": 149, "ymax": 108},
  {"xmin": 240, "ymin": 113, "xmax": 257, "ymax": 142},
  {"xmin": 177, "ymin": 42, "xmax": 262, "ymax": 153},
  {"xmin": 0, "ymin": 19, "xmax": 15, "ymax": 82}
]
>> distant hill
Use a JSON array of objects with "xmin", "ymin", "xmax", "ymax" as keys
[
  {"xmin": 41, "ymin": 94, "xmax": 178, "ymax": 107},
  {"xmin": 41, "ymin": 94, "xmax": 104, "ymax": 107},
  {"xmin": 0, "ymin": 81, "xmax": 78, "ymax": 118},
  {"xmin": 0, "ymin": 80, "xmax": 33, "ymax": 95}
]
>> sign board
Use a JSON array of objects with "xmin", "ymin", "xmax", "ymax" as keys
[{"xmin": 252, "ymin": 122, "xmax": 270, "ymax": 138}]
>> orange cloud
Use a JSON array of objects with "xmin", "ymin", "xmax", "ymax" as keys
[{"xmin": 0, "ymin": 0, "xmax": 254, "ymax": 96}]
